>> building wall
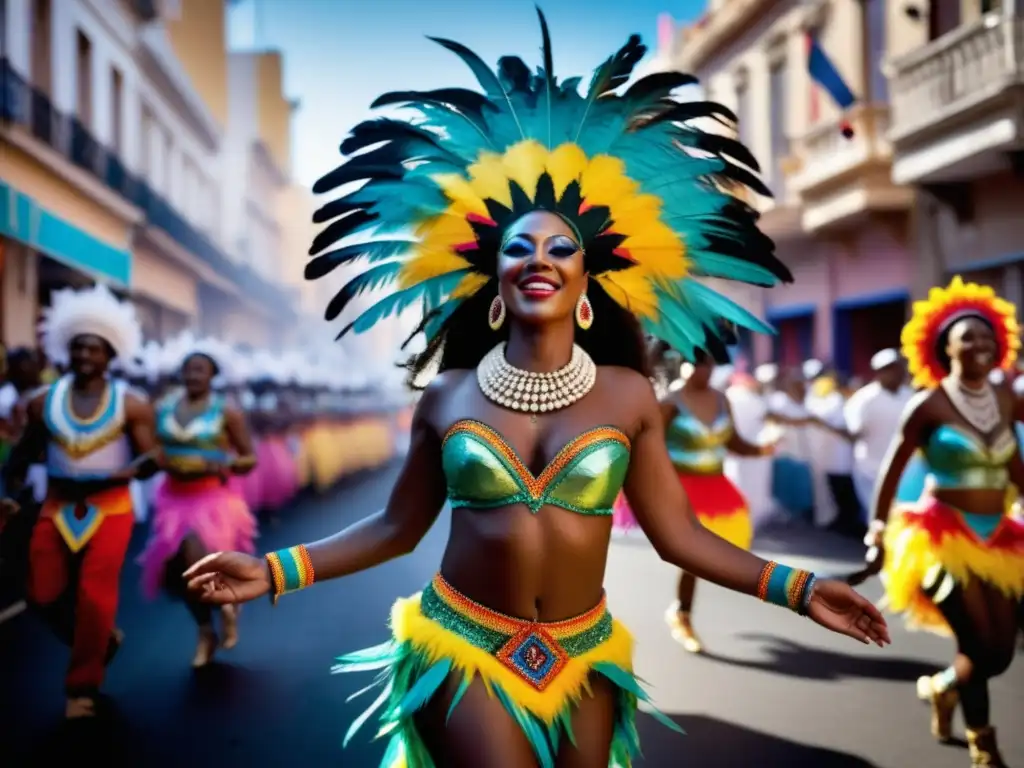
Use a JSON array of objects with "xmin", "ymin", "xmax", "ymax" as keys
[
  {"xmin": 277, "ymin": 182, "xmax": 319, "ymax": 316},
  {"xmin": 164, "ymin": 0, "xmax": 229, "ymax": 128},
  {"xmin": 255, "ymin": 51, "xmax": 291, "ymax": 177}
]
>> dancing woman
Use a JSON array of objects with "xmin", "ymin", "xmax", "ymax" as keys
[
  {"xmin": 138, "ymin": 346, "xmax": 258, "ymax": 667},
  {"xmin": 865, "ymin": 277, "xmax": 1023, "ymax": 767},
  {"xmin": 661, "ymin": 350, "xmax": 776, "ymax": 653},
  {"xmin": 184, "ymin": 15, "xmax": 888, "ymax": 767}
]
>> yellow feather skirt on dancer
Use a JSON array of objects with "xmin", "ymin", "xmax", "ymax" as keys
[
  {"xmin": 332, "ymin": 574, "xmax": 681, "ymax": 768},
  {"xmin": 882, "ymin": 495, "xmax": 1024, "ymax": 636}
]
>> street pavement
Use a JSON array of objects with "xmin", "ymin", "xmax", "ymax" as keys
[{"xmin": 1, "ymin": 463, "xmax": 1021, "ymax": 767}]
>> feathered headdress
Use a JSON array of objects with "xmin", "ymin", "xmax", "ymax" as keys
[
  {"xmin": 901, "ymin": 276, "xmax": 1020, "ymax": 389},
  {"xmin": 41, "ymin": 285, "xmax": 142, "ymax": 366},
  {"xmin": 307, "ymin": 9, "xmax": 790, "ymax": 359}
]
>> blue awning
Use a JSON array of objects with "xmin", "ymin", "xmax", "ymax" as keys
[{"xmin": 0, "ymin": 181, "xmax": 132, "ymax": 285}]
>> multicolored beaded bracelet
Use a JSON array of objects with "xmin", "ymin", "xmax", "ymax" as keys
[
  {"xmin": 265, "ymin": 544, "xmax": 316, "ymax": 605},
  {"xmin": 756, "ymin": 560, "xmax": 816, "ymax": 615}
]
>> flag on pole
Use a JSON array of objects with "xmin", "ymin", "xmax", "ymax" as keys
[{"xmin": 806, "ymin": 33, "xmax": 856, "ymax": 139}]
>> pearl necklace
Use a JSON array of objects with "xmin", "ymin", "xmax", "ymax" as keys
[
  {"xmin": 941, "ymin": 377, "xmax": 1001, "ymax": 434},
  {"xmin": 476, "ymin": 343, "xmax": 597, "ymax": 413}
]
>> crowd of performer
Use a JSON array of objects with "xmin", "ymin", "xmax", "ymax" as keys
[
  {"xmin": 2, "ymin": 13, "xmax": 1023, "ymax": 768},
  {"xmin": 0, "ymin": 284, "xmax": 403, "ymax": 716}
]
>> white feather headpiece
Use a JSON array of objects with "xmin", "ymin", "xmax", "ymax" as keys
[{"xmin": 42, "ymin": 284, "xmax": 142, "ymax": 366}]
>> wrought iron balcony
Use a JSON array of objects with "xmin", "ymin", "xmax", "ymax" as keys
[{"xmin": 1, "ymin": 57, "xmax": 293, "ymax": 315}]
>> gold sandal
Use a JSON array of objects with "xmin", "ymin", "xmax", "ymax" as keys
[
  {"xmin": 915, "ymin": 674, "xmax": 958, "ymax": 743},
  {"xmin": 665, "ymin": 605, "xmax": 703, "ymax": 654},
  {"xmin": 967, "ymin": 726, "xmax": 1008, "ymax": 767}
]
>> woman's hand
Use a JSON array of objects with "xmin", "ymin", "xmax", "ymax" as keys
[
  {"xmin": 806, "ymin": 579, "xmax": 890, "ymax": 646},
  {"xmin": 184, "ymin": 552, "xmax": 272, "ymax": 604}
]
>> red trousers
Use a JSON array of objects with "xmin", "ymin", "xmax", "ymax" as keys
[{"xmin": 27, "ymin": 513, "xmax": 133, "ymax": 695}]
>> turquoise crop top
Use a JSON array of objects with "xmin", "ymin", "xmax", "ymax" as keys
[
  {"xmin": 923, "ymin": 425, "xmax": 1015, "ymax": 490},
  {"xmin": 666, "ymin": 397, "xmax": 733, "ymax": 475},
  {"xmin": 441, "ymin": 420, "xmax": 631, "ymax": 515},
  {"xmin": 157, "ymin": 393, "xmax": 230, "ymax": 470}
]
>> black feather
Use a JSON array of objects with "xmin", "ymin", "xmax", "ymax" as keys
[
  {"xmin": 324, "ymin": 262, "xmax": 398, "ymax": 321},
  {"xmin": 534, "ymin": 173, "xmax": 556, "ymax": 210},
  {"xmin": 497, "ymin": 56, "xmax": 532, "ymax": 94},
  {"xmin": 586, "ymin": 35, "xmax": 646, "ymax": 99},
  {"xmin": 312, "ymin": 163, "xmax": 402, "ymax": 195},
  {"xmin": 339, "ymin": 118, "xmax": 450, "ymax": 157},
  {"xmin": 633, "ymin": 100, "xmax": 737, "ymax": 131},
  {"xmin": 535, "ymin": 6, "xmax": 555, "ymax": 147},
  {"xmin": 371, "ymin": 88, "xmax": 494, "ymax": 116},
  {"xmin": 312, "ymin": 198, "xmax": 362, "ymax": 225},
  {"xmin": 508, "ymin": 180, "xmax": 533, "ymax": 215},
  {"xmin": 623, "ymin": 72, "xmax": 698, "ymax": 102},
  {"xmin": 427, "ymin": 37, "xmax": 505, "ymax": 97},
  {"xmin": 676, "ymin": 130, "xmax": 762, "ymax": 173},
  {"xmin": 309, "ymin": 210, "xmax": 379, "ymax": 256}
]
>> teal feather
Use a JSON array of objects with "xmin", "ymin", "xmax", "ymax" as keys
[
  {"xmin": 593, "ymin": 662, "xmax": 686, "ymax": 735},
  {"xmin": 333, "ymin": 640, "xmax": 401, "ymax": 669},
  {"xmin": 306, "ymin": 240, "xmax": 416, "ymax": 280},
  {"xmin": 339, "ymin": 270, "xmax": 469, "ymax": 338},
  {"xmin": 379, "ymin": 736, "xmax": 405, "ymax": 767},
  {"xmin": 493, "ymin": 684, "xmax": 556, "ymax": 768},
  {"xmin": 309, "ymin": 11, "xmax": 790, "ymax": 352},
  {"xmin": 343, "ymin": 680, "xmax": 394, "ymax": 748},
  {"xmin": 395, "ymin": 658, "xmax": 452, "ymax": 719},
  {"xmin": 445, "ymin": 675, "xmax": 471, "ymax": 723}
]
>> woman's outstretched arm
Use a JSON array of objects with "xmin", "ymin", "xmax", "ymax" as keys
[
  {"xmin": 622, "ymin": 374, "xmax": 888, "ymax": 645},
  {"xmin": 185, "ymin": 379, "xmax": 449, "ymax": 603}
]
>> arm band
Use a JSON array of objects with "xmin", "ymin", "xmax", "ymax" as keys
[
  {"xmin": 756, "ymin": 560, "xmax": 816, "ymax": 615},
  {"xmin": 265, "ymin": 545, "xmax": 315, "ymax": 605}
]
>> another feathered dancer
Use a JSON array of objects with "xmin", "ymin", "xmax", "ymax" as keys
[{"xmin": 306, "ymin": 8, "xmax": 791, "ymax": 360}]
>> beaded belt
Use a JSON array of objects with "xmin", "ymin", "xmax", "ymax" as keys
[{"xmin": 421, "ymin": 574, "xmax": 613, "ymax": 691}]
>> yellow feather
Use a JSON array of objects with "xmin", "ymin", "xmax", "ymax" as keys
[
  {"xmin": 452, "ymin": 272, "xmax": 490, "ymax": 298},
  {"xmin": 432, "ymin": 173, "xmax": 489, "ymax": 217},
  {"xmin": 399, "ymin": 249, "xmax": 472, "ymax": 289},
  {"xmin": 501, "ymin": 140, "xmax": 548, "ymax": 200},
  {"xmin": 579, "ymin": 155, "xmax": 637, "ymax": 208},
  {"xmin": 596, "ymin": 272, "xmax": 659, "ymax": 319},
  {"xmin": 467, "ymin": 152, "xmax": 513, "ymax": 208},
  {"xmin": 546, "ymin": 143, "xmax": 588, "ymax": 198},
  {"xmin": 389, "ymin": 594, "xmax": 635, "ymax": 725}
]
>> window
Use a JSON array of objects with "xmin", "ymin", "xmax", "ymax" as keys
[
  {"xmin": 31, "ymin": 0, "xmax": 52, "ymax": 94},
  {"xmin": 141, "ymin": 105, "xmax": 155, "ymax": 179},
  {"xmin": 862, "ymin": 0, "xmax": 888, "ymax": 103},
  {"xmin": 75, "ymin": 30, "xmax": 92, "ymax": 126},
  {"xmin": 769, "ymin": 56, "xmax": 789, "ymax": 194},
  {"xmin": 110, "ymin": 67, "xmax": 124, "ymax": 152}
]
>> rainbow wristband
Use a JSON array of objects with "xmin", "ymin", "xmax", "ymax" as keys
[
  {"xmin": 265, "ymin": 545, "xmax": 315, "ymax": 605},
  {"xmin": 756, "ymin": 561, "xmax": 816, "ymax": 615}
]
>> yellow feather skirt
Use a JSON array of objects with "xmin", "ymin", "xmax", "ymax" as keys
[
  {"xmin": 332, "ymin": 574, "xmax": 682, "ymax": 768},
  {"xmin": 882, "ymin": 496, "xmax": 1024, "ymax": 636}
]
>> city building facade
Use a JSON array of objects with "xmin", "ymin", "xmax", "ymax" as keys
[
  {"xmin": 1, "ymin": 0, "xmax": 297, "ymax": 351},
  {"xmin": 886, "ymin": 0, "xmax": 1024, "ymax": 310},
  {"xmin": 669, "ymin": 0, "xmax": 917, "ymax": 376}
]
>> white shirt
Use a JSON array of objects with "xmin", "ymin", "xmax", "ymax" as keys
[
  {"xmin": 768, "ymin": 391, "xmax": 810, "ymax": 461},
  {"xmin": 806, "ymin": 390, "xmax": 853, "ymax": 473},
  {"xmin": 844, "ymin": 382, "xmax": 914, "ymax": 477},
  {"xmin": 0, "ymin": 383, "xmax": 18, "ymax": 420}
]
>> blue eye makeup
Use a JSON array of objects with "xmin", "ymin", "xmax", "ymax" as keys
[
  {"xmin": 501, "ymin": 237, "xmax": 534, "ymax": 257},
  {"xmin": 548, "ymin": 236, "xmax": 580, "ymax": 258}
]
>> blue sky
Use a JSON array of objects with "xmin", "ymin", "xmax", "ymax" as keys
[{"xmin": 228, "ymin": 0, "xmax": 707, "ymax": 189}]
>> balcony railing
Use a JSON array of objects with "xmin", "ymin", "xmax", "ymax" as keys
[
  {"xmin": 1, "ymin": 57, "xmax": 293, "ymax": 315},
  {"xmin": 887, "ymin": 14, "xmax": 1024, "ymax": 142},
  {"xmin": 788, "ymin": 104, "xmax": 892, "ymax": 193}
]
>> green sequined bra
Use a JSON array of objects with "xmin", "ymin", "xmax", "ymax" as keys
[{"xmin": 441, "ymin": 420, "xmax": 631, "ymax": 516}]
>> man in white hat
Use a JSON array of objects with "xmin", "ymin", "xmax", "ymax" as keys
[
  {"xmin": 0, "ymin": 286, "xmax": 158, "ymax": 719},
  {"xmin": 842, "ymin": 349, "xmax": 914, "ymax": 521}
]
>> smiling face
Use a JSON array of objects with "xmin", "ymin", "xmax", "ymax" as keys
[
  {"xmin": 496, "ymin": 211, "xmax": 587, "ymax": 327},
  {"xmin": 946, "ymin": 316, "xmax": 997, "ymax": 380},
  {"xmin": 69, "ymin": 334, "xmax": 113, "ymax": 378},
  {"xmin": 181, "ymin": 353, "xmax": 217, "ymax": 397}
]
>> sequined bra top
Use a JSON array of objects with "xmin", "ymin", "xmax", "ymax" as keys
[
  {"xmin": 157, "ymin": 392, "xmax": 229, "ymax": 472},
  {"xmin": 441, "ymin": 420, "xmax": 631, "ymax": 515},
  {"xmin": 44, "ymin": 375, "xmax": 132, "ymax": 480},
  {"xmin": 923, "ymin": 425, "xmax": 1015, "ymax": 490},
  {"xmin": 666, "ymin": 396, "xmax": 733, "ymax": 475}
]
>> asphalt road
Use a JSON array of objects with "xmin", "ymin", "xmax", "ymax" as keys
[{"xmin": 1, "ymin": 464, "xmax": 1021, "ymax": 767}]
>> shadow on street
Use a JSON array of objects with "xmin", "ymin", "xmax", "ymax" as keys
[
  {"xmin": 699, "ymin": 632, "xmax": 936, "ymax": 683},
  {"xmin": 637, "ymin": 712, "xmax": 878, "ymax": 766}
]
